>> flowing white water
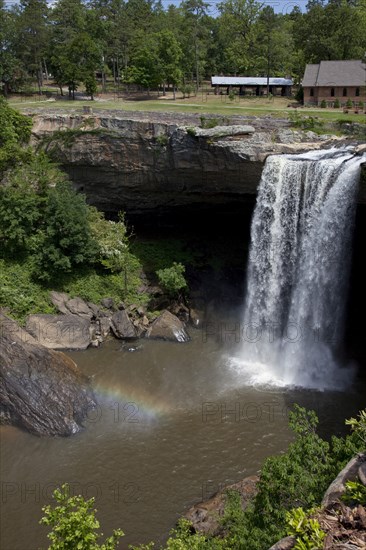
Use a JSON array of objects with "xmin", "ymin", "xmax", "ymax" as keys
[{"xmin": 230, "ymin": 148, "xmax": 365, "ymax": 390}]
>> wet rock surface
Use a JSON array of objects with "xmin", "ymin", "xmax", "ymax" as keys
[
  {"xmin": 146, "ymin": 310, "xmax": 190, "ymax": 342},
  {"xmin": 0, "ymin": 313, "xmax": 96, "ymax": 436}
]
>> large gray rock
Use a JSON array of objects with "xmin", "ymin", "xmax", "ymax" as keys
[
  {"xmin": 268, "ymin": 537, "xmax": 296, "ymax": 550},
  {"xmin": 146, "ymin": 310, "xmax": 190, "ymax": 342},
  {"xmin": 49, "ymin": 291, "xmax": 70, "ymax": 314},
  {"xmin": 0, "ymin": 313, "xmax": 96, "ymax": 436},
  {"xmin": 26, "ymin": 314, "xmax": 91, "ymax": 350},
  {"xmin": 322, "ymin": 453, "xmax": 366, "ymax": 508},
  {"xmin": 111, "ymin": 310, "xmax": 136, "ymax": 339},
  {"xmin": 193, "ymin": 125, "xmax": 255, "ymax": 138},
  {"xmin": 65, "ymin": 297, "xmax": 93, "ymax": 319}
]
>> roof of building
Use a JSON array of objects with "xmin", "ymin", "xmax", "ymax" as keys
[
  {"xmin": 211, "ymin": 76, "xmax": 293, "ymax": 86},
  {"xmin": 302, "ymin": 60, "xmax": 366, "ymax": 87}
]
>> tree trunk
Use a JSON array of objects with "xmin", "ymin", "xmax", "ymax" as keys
[
  {"xmin": 43, "ymin": 59, "xmax": 49, "ymax": 82},
  {"xmin": 195, "ymin": 39, "xmax": 199, "ymax": 91},
  {"xmin": 173, "ymin": 86, "xmax": 176, "ymax": 100},
  {"xmin": 37, "ymin": 62, "xmax": 43, "ymax": 95}
]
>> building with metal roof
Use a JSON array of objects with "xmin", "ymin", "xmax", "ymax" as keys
[
  {"xmin": 211, "ymin": 76, "xmax": 293, "ymax": 96},
  {"xmin": 302, "ymin": 60, "xmax": 366, "ymax": 106}
]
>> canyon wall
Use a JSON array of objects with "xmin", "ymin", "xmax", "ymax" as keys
[{"xmin": 29, "ymin": 109, "xmax": 366, "ymax": 214}]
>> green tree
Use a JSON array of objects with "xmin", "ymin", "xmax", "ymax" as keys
[
  {"xmin": 0, "ymin": 1, "xmax": 25, "ymax": 96},
  {"xmin": 218, "ymin": 0, "xmax": 262, "ymax": 75},
  {"xmin": 40, "ymin": 484, "xmax": 124, "ymax": 549},
  {"xmin": 293, "ymin": 0, "xmax": 366, "ymax": 63},
  {"xmin": 51, "ymin": 32, "xmax": 102, "ymax": 99},
  {"xmin": 33, "ymin": 181, "xmax": 99, "ymax": 281},
  {"xmin": 156, "ymin": 262, "xmax": 187, "ymax": 297},
  {"xmin": 0, "ymin": 97, "xmax": 32, "ymax": 173},
  {"xmin": 49, "ymin": 0, "xmax": 88, "ymax": 95},
  {"xmin": 156, "ymin": 30, "xmax": 182, "ymax": 97},
  {"xmin": 0, "ymin": 153, "xmax": 65, "ymax": 256},
  {"xmin": 126, "ymin": 37, "xmax": 162, "ymax": 93},
  {"xmin": 181, "ymin": 0, "xmax": 209, "ymax": 90},
  {"xmin": 15, "ymin": 0, "xmax": 49, "ymax": 94}
]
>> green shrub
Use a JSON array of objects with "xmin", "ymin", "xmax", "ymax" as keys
[
  {"xmin": 333, "ymin": 98, "xmax": 340, "ymax": 108},
  {"xmin": 0, "ymin": 98, "xmax": 33, "ymax": 174},
  {"xmin": 40, "ymin": 484, "xmax": 124, "ymax": 549},
  {"xmin": 156, "ymin": 262, "xmax": 187, "ymax": 297},
  {"xmin": 286, "ymin": 507, "xmax": 326, "ymax": 550},
  {"xmin": 342, "ymin": 480, "xmax": 366, "ymax": 506},
  {"xmin": 32, "ymin": 181, "xmax": 99, "ymax": 282},
  {"xmin": 156, "ymin": 134, "xmax": 169, "ymax": 146},
  {"xmin": 346, "ymin": 98, "xmax": 353, "ymax": 108},
  {"xmin": 320, "ymin": 99, "xmax": 327, "ymax": 108},
  {"xmin": 228, "ymin": 89, "xmax": 236, "ymax": 101},
  {"xmin": 288, "ymin": 111, "xmax": 324, "ymax": 131},
  {"xmin": 200, "ymin": 115, "xmax": 221, "ymax": 129}
]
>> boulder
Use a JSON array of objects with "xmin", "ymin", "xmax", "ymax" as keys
[
  {"xmin": 184, "ymin": 476, "xmax": 259, "ymax": 536},
  {"xmin": 193, "ymin": 125, "xmax": 255, "ymax": 138},
  {"xmin": 146, "ymin": 310, "xmax": 190, "ymax": 342},
  {"xmin": 26, "ymin": 314, "xmax": 91, "ymax": 350},
  {"xmin": 101, "ymin": 298, "xmax": 115, "ymax": 310},
  {"xmin": 49, "ymin": 291, "xmax": 70, "ymax": 314},
  {"xmin": 359, "ymin": 462, "xmax": 366, "ymax": 486},
  {"xmin": 99, "ymin": 317, "xmax": 112, "ymax": 338},
  {"xmin": 322, "ymin": 453, "xmax": 366, "ymax": 508},
  {"xmin": 189, "ymin": 308, "xmax": 204, "ymax": 327},
  {"xmin": 111, "ymin": 310, "xmax": 137, "ymax": 339},
  {"xmin": 65, "ymin": 297, "xmax": 93, "ymax": 319},
  {"xmin": 268, "ymin": 537, "xmax": 296, "ymax": 550},
  {"xmin": 87, "ymin": 301, "xmax": 100, "ymax": 318},
  {"xmin": 0, "ymin": 313, "xmax": 96, "ymax": 436}
]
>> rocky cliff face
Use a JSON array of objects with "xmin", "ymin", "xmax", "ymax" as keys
[
  {"xmin": 0, "ymin": 313, "xmax": 96, "ymax": 436},
  {"xmin": 28, "ymin": 109, "xmax": 365, "ymax": 215}
]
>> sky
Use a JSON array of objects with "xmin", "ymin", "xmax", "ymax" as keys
[{"xmin": 3, "ymin": 0, "xmax": 309, "ymax": 15}]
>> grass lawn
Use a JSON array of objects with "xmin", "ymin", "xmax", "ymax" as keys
[{"xmin": 8, "ymin": 92, "xmax": 366, "ymax": 123}]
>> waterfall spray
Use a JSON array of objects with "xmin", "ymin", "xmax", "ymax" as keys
[{"xmin": 230, "ymin": 148, "xmax": 365, "ymax": 390}]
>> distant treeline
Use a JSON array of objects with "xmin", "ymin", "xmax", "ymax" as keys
[{"xmin": 1, "ymin": 0, "xmax": 365, "ymax": 97}]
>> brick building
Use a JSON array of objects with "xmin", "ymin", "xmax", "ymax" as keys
[{"xmin": 302, "ymin": 60, "xmax": 366, "ymax": 106}]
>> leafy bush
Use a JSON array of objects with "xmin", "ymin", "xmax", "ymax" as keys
[
  {"xmin": 333, "ymin": 98, "xmax": 340, "ymax": 108},
  {"xmin": 228, "ymin": 89, "xmax": 236, "ymax": 101},
  {"xmin": 320, "ymin": 100, "xmax": 327, "ymax": 108},
  {"xmin": 32, "ymin": 181, "xmax": 99, "ymax": 282},
  {"xmin": 286, "ymin": 507, "xmax": 326, "ymax": 550},
  {"xmin": 345, "ymin": 409, "xmax": 366, "ymax": 444},
  {"xmin": 0, "ymin": 259, "xmax": 55, "ymax": 323},
  {"xmin": 0, "ymin": 97, "xmax": 33, "ymax": 174},
  {"xmin": 342, "ymin": 480, "xmax": 366, "ymax": 506},
  {"xmin": 346, "ymin": 98, "xmax": 353, "ymax": 108},
  {"xmin": 40, "ymin": 484, "xmax": 124, "ymax": 549},
  {"xmin": 156, "ymin": 262, "xmax": 187, "ymax": 297},
  {"xmin": 288, "ymin": 111, "xmax": 324, "ymax": 132}
]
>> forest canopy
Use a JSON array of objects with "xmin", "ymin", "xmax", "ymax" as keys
[{"xmin": 1, "ymin": 0, "xmax": 366, "ymax": 96}]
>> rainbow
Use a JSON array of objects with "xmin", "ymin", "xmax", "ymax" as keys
[{"xmin": 93, "ymin": 380, "xmax": 174, "ymax": 421}]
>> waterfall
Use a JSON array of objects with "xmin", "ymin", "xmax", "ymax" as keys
[{"xmin": 230, "ymin": 148, "xmax": 365, "ymax": 390}]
